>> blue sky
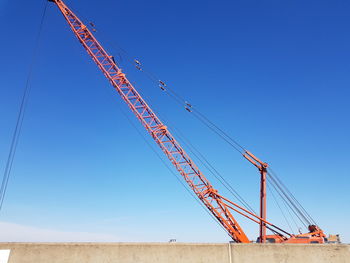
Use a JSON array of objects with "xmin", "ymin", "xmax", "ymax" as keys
[{"xmin": 0, "ymin": 0, "xmax": 349, "ymax": 243}]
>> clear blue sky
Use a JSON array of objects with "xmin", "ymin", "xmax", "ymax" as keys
[{"xmin": 0, "ymin": 0, "xmax": 349, "ymax": 243}]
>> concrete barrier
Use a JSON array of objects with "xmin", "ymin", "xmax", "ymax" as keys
[{"xmin": 0, "ymin": 243, "xmax": 348, "ymax": 263}]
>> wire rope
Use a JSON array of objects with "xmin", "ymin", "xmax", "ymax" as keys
[
  {"xmin": 267, "ymin": 172, "xmax": 311, "ymax": 226},
  {"xmin": 167, "ymin": 125, "xmax": 257, "ymax": 214},
  {"xmin": 266, "ymin": 176, "xmax": 307, "ymax": 229},
  {"xmin": 114, "ymin": 101, "xmax": 230, "ymax": 237},
  {"xmin": 266, "ymin": 183, "xmax": 294, "ymax": 234},
  {"xmin": 268, "ymin": 168, "xmax": 316, "ymax": 225},
  {"xmin": 0, "ymin": 0, "xmax": 48, "ymax": 212},
  {"xmin": 87, "ymin": 22, "xmax": 315, "ymax": 233},
  {"xmin": 57, "ymin": 4, "xmax": 320, "ymax": 236}
]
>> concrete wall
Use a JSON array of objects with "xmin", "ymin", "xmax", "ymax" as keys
[{"xmin": 0, "ymin": 243, "xmax": 348, "ymax": 263}]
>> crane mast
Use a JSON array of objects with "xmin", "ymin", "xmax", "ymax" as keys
[{"xmin": 49, "ymin": 0, "xmax": 251, "ymax": 242}]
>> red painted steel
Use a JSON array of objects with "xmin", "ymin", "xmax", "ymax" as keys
[
  {"xmin": 243, "ymin": 151, "xmax": 268, "ymax": 243},
  {"xmin": 49, "ymin": 0, "xmax": 327, "ymax": 244},
  {"xmin": 50, "ymin": 0, "xmax": 250, "ymax": 243}
]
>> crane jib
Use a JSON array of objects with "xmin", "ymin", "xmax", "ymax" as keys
[
  {"xmin": 50, "ymin": 0, "xmax": 250, "ymax": 243},
  {"xmin": 48, "ymin": 0, "xmax": 327, "ymax": 243}
]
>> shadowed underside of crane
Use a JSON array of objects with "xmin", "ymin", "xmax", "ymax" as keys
[{"xmin": 48, "ymin": 0, "xmax": 326, "ymax": 243}]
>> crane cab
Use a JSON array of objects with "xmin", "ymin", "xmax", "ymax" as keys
[{"xmin": 257, "ymin": 235, "xmax": 325, "ymax": 244}]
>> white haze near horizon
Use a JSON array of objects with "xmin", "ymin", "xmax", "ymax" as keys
[
  {"xmin": 0, "ymin": 221, "xmax": 348, "ymax": 244},
  {"xmin": 0, "ymin": 222, "xmax": 119, "ymax": 242}
]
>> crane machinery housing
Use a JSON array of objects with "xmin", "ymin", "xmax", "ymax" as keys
[{"xmin": 48, "ymin": 0, "xmax": 327, "ymax": 244}]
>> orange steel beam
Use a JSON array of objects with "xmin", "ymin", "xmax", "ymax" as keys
[
  {"xmin": 49, "ymin": 0, "xmax": 253, "ymax": 243},
  {"xmin": 243, "ymin": 150, "xmax": 268, "ymax": 243},
  {"xmin": 216, "ymin": 193, "xmax": 291, "ymax": 237}
]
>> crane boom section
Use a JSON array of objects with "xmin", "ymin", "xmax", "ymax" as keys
[{"xmin": 50, "ymin": 0, "xmax": 249, "ymax": 243}]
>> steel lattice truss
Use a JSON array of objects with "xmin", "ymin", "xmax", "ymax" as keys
[{"xmin": 51, "ymin": 0, "xmax": 253, "ymax": 243}]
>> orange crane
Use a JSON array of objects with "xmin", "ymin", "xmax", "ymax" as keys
[{"xmin": 48, "ymin": 0, "xmax": 326, "ymax": 243}]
